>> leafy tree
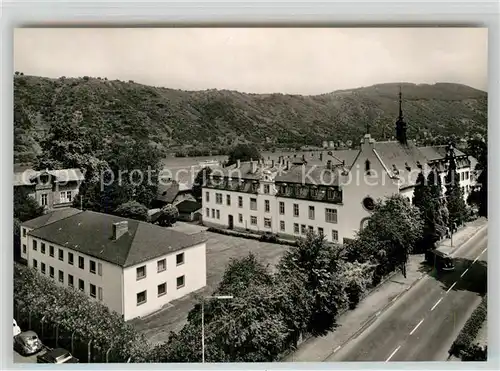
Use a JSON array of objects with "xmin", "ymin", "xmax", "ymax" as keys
[
  {"xmin": 192, "ymin": 167, "xmax": 212, "ymax": 200},
  {"xmin": 114, "ymin": 201, "xmax": 149, "ymax": 221},
  {"xmin": 340, "ymin": 261, "xmax": 375, "ymax": 309},
  {"xmin": 353, "ymin": 195, "xmax": 424, "ymax": 279},
  {"xmin": 466, "ymin": 137, "xmax": 487, "ymax": 217},
  {"xmin": 14, "ymin": 187, "xmax": 45, "ymax": 222},
  {"xmin": 156, "ymin": 204, "xmax": 179, "ymax": 227},
  {"xmin": 227, "ymin": 144, "xmax": 261, "ymax": 166},
  {"xmin": 278, "ymin": 233, "xmax": 348, "ymax": 335},
  {"xmin": 14, "ymin": 218, "xmax": 21, "ymax": 261},
  {"xmin": 444, "ymin": 146, "xmax": 468, "ymax": 228},
  {"xmin": 461, "ymin": 344, "xmax": 487, "ymax": 361}
]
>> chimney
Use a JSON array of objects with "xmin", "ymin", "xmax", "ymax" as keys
[
  {"xmin": 319, "ymin": 152, "xmax": 323, "ymax": 161},
  {"xmin": 327, "ymin": 160, "xmax": 332, "ymax": 170},
  {"xmin": 236, "ymin": 159, "xmax": 240, "ymax": 168},
  {"xmin": 113, "ymin": 221, "xmax": 128, "ymax": 240},
  {"xmin": 271, "ymin": 159, "xmax": 275, "ymax": 168},
  {"xmin": 302, "ymin": 154, "xmax": 306, "ymax": 162}
]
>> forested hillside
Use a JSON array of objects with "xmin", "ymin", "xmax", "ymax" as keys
[{"xmin": 14, "ymin": 74, "xmax": 487, "ymax": 163}]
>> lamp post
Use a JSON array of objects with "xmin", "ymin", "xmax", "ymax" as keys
[{"xmin": 201, "ymin": 295, "xmax": 233, "ymax": 363}]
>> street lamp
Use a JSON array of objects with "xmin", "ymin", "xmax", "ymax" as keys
[{"xmin": 201, "ymin": 295, "xmax": 233, "ymax": 363}]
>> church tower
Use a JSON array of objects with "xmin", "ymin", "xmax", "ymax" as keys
[{"xmin": 395, "ymin": 85, "xmax": 408, "ymax": 145}]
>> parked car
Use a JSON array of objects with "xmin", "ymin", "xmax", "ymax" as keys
[
  {"xmin": 13, "ymin": 319, "xmax": 21, "ymax": 337},
  {"xmin": 37, "ymin": 348, "xmax": 79, "ymax": 364},
  {"xmin": 13, "ymin": 331, "xmax": 43, "ymax": 356},
  {"xmin": 425, "ymin": 249, "xmax": 455, "ymax": 272}
]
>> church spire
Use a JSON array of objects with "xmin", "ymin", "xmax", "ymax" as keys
[{"xmin": 395, "ymin": 84, "xmax": 408, "ymax": 145}]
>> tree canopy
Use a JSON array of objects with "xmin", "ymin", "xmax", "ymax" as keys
[
  {"xmin": 114, "ymin": 201, "xmax": 149, "ymax": 221},
  {"xmin": 227, "ymin": 144, "xmax": 262, "ymax": 166}
]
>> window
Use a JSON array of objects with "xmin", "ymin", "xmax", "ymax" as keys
[
  {"xmin": 206, "ymin": 208, "xmax": 209, "ymax": 217},
  {"xmin": 280, "ymin": 221, "xmax": 285, "ymax": 231},
  {"xmin": 279, "ymin": 201, "xmax": 285, "ymax": 215},
  {"xmin": 294, "ymin": 223, "xmax": 299, "ymax": 234},
  {"xmin": 90, "ymin": 284, "xmax": 97, "ymax": 298},
  {"xmin": 264, "ymin": 184, "xmax": 270, "ymax": 194},
  {"xmin": 176, "ymin": 275, "xmax": 185, "ymax": 289},
  {"xmin": 264, "ymin": 218, "xmax": 272, "ymax": 228},
  {"xmin": 68, "ymin": 252, "xmax": 74, "ymax": 265},
  {"xmin": 293, "ymin": 204, "xmax": 299, "ymax": 217},
  {"xmin": 22, "ymin": 228, "xmax": 26, "ymax": 237},
  {"xmin": 98, "ymin": 262, "xmax": 102, "ymax": 276},
  {"xmin": 238, "ymin": 196, "xmax": 243, "ymax": 208},
  {"xmin": 205, "ymin": 192, "xmax": 210, "ymax": 203},
  {"xmin": 78, "ymin": 256, "xmax": 84, "ymax": 269},
  {"xmin": 136, "ymin": 291, "xmax": 147, "ymax": 305},
  {"xmin": 365, "ymin": 159, "xmax": 371, "ymax": 174},
  {"xmin": 318, "ymin": 227, "xmax": 324, "ymax": 236},
  {"xmin": 33, "ymin": 240, "xmax": 37, "ymax": 251},
  {"xmin": 216, "ymin": 193, "xmax": 223, "ymax": 204},
  {"xmin": 60, "ymin": 191, "xmax": 72, "ymax": 203},
  {"xmin": 68, "ymin": 274, "xmax": 74, "ymax": 288},
  {"xmin": 41, "ymin": 243, "xmax": 46, "ymax": 254},
  {"xmin": 58, "ymin": 270, "xmax": 64, "ymax": 283},
  {"xmin": 309, "ymin": 206, "xmax": 315, "ymax": 220},
  {"xmin": 157, "ymin": 259, "xmax": 166, "ymax": 272},
  {"xmin": 79, "ymin": 279, "xmax": 85, "ymax": 292},
  {"xmin": 211, "ymin": 209, "xmax": 215, "ymax": 218},
  {"xmin": 250, "ymin": 216, "xmax": 257, "ymax": 225},
  {"xmin": 238, "ymin": 213, "xmax": 243, "ymax": 223},
  {"xmin": 41, "ymin": 263, "xmax": 46, "ymax": 274},
  {"xmin": 90, "ymin": 260, "xmax": 96, "ymax": 274},
  {"xmin": 49, "ymin": 245, "xmax": 54, "ymax": 257},
  {"xmin": 41, "ymin": 193, "xmax": 48, "ymax": 206},
  {"xmin": 98, "ymin": 287, "xmax": 103, "ymax": 301},
  {"xmin": 325, "ymin": 208, "xmax": 338, "ymax": 223},
  {"xmin": 136, "ymin": 265, "xmax": 146, "ymax": 280},
  {"xmin": 226, "ymin": 194, "xmax": 231, "ymax": 206},
  {"xmin": 308, "ymin": 226, "xmax": 314, "ymax": 233},
  {"xmin": 301, "ymin": 224, "xmax": 306, "ymax": 234},
  {"xmin": 157, "ymin": 283, "xmax": 167, "ymax": 297},
  {"xmin": 327, "ymin": 188, "xmax": 335, "ymax": 200},
  {"xmin": 332, "ymin": 230, "xmax": 339, "ymax": 242},
  {"xmin": 362, "ymin": 197, "xmax": 375, "ymax": 211},
  {"xmin": 176, "ymin": 252, "xmax": 185, "ymax": 266},
  {"xmin": 265, "ymin": 200, "xmax": 270, "ymax": 212},
  {"xmin": 49, "ymin": 266, "xmax": 54, "ymax": 278},
  {"xmin": 58, "ymin": 249, "xmax": 64, "ymax": 261},
  {"xmin": 33, "ymin": 259, "xmax": 38, "ymax": 269},
  {"xmin": 22, "ymin": 244, "xmax": 26, "ymax": 254},
  {"xmin": 216, "ymin": 210, "xmax": 220, "ymax": 219},
  {"xmin": 250, "ymin": 198, "xmax": 257, "ymax": 210}
]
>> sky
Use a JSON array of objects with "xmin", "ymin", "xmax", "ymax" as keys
[{"xmin": 14, "ymin": 27, "xmax": 488, "ymax": 95}]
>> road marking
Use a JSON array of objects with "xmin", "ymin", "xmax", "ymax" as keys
[
  {"xmin": 480, "ymin": 247, "xmax": 487, "ymax": 256},
  {"xmin": 446, "ymin": 282, "xmax": 457, "ymax": 293},
  {"xmin": 385, "ymin": 345, "xmax": 401, "ymax": 362},
  {"xmin": 461, "ymin": 268, "xmax": 469, "ymax": 278},
  {"xmin": 376, "ymin": 311, "xmax": 381, "ymax": 316},
  {"xmin": 333, "ymin": 345, "xmax": 341, "ymax": 353},
  {"xmin": 431, "ymin": 298, "xmax": 443, "ymax": 311},
  {"xmin": 473, "ymin": 257, "xmax": 478, "ymax": 263},
  {"xmin": 410, "ymin": 319, "xmax": 424, "ymax": 335}
]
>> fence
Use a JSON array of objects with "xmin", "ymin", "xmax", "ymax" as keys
[{"xmin": 14, "ymin": 301, "xmax": 128, "ymax": 363}]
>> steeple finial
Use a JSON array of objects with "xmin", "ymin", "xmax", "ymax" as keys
[
  {"xmin": 395, "ymin": 84, "xmax": 408, "ymax": 145},
  {"xmin": 398, "ymin": 84, "xmax": 403, "ymax": 119}
]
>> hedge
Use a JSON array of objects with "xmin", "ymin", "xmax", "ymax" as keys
[
  {"xmin": 449, "ymin": 295, "xmax": 487, "ymax": 357},
  {"xmin": 206, "ymin": 226, "xmax": 297, "ymax": 247}
]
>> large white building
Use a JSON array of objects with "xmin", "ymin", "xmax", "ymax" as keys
[
  {"xmin": 21, "ymin": 209, "xmax": 207, "ymax": 321},
  {"xmin": 202, "ymin": 91, "xmax": 475, "ymax": 244}
]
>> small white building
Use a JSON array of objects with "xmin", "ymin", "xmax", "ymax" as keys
[{"xmin": 21, "ymin": 209, "xmax": 207, "ymax": 321}]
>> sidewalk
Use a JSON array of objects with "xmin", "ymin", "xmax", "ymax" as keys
[{"xmin": 284, "ymin": 218, "xmax": 487, "ymax": 362}]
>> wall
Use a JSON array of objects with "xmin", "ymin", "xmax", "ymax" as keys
[
  {"xmin": 20, "ymin": 226, "xmax": 31, "ymax": 261},
  {"xmin": 26, "ymin": 235, "xmax": 124, "ymax": 317},
  {"xmin": 122, "ymin": 242, "xmax": 206, "ymax": 321}
]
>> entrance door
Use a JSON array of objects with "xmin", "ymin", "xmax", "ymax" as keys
[{"xmin": 228, "ymin": 215, "xmax": 234, "ymax": 229}]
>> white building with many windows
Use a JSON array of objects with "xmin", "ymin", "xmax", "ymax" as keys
[
  {"xmin": 21, "ymin": 209, "xmax": 207, "ymax": 321},
  {"xmin": 202, "ymin": 91, "xmax": 474, "ymax": 244}
]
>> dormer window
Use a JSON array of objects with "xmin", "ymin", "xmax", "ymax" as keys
[
  {"xmin": 392, "ymin": 164, "xmax": 399, "ymax": 175},
  {"xmin": 327, "ymin": 188, "xmax": 335, "ymax": 200},
  {"xmin": 311, "ymin": 186, "xmax": 318, "ymax": 198}
]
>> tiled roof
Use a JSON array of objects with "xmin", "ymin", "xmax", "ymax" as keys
[
  {"xmin": 156, "ymin": 181, "xmax": 192, "ymax": 203},
  {"xmin": 275, "ymin": 164, "xmax": 341, "ymax": 186},
  {"xmin": 27, "ymin": 210, "xmax": 206, "ymax": 268},
  {"xmin": 13, "ymin": 168, "xmax": 84, "ymax": 187},
  {"xmin": 176, "ymin": 200, "xmax": 202, "ymax": 213},
  {"xmin": 22, "ymin": 208, "xmax": 83, "ymax": 229}
]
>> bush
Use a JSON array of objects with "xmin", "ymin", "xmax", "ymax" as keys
[
  {"xmin": 461, "ymin": 344, "xmax": 487, "ymax": 361},
  {"xmin": 114, "ymin": 201, "xmax": 149, "ymax": 221},
  {"xmin": 449, "ymin": 296, "xmax": 487, "ymax": 357}
]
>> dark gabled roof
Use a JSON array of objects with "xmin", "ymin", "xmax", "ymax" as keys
[
  {"xmin": 156, "ymin": 181, "xmax": 191, "ymax": 203},
  {"xmin": 22, "ymin": 208, "xmax": 83, "ymax": 229},
  {"xmin": 275, "ymin": 164, "xmax": 340, "ymax": 186},
  {"xmin": 176, "ymin": 200, "xmax": 202, "ymax": 213},
  {"xmin": 28, "ymin": 210, "xmax": 206, "ymax": 268}
]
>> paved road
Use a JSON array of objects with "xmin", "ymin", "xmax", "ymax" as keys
[{"xmin": 325, "ymin": 227, "xmax": 487, "ymax": 362}]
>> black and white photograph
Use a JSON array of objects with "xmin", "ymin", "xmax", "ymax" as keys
[{"xmin": 12, "ymin": 27, "xmax": 488, "ymax": 364}]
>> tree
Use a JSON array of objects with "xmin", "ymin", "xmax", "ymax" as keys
[
  {"xmin": 114, "ymin": 201, "xmax": 149, "ymax": 221},
  {"xmin": 278, "ymin": 232, "xmax": 348, "ymax": 335},
  {"xmin": 227, "ymin": 144, "xmax": 261, "ymax": 166},
  {"xmin": 466, "ymin": 137, "xmax": 487, "ymax": 217},
  {"xmin": 354, "ymin": 195, "xmax": 424, "ymax": 279},
  {"xmin": 461, "ymin": 344, "xmax": 487, "ymax": 361},
  {"xmin": 14, "ymin": 218, "xmax": 21, "ymax": 261},
  {"xmin": 156, "ymin": 204, "xmax": 179, "ymax": 227},
  {"xmin": 192, "ymin": 167, "xmax": 212, "ymax": 201},
  {"xmin": 14, "ymin": 187, "xmax": 45, "ymax": 222},
  {"xmin": 340, "ymin": 261, "xmax": 375, "ymax": 309},
  {"xmin": 444, "ymin": 145, "xmax": 468, "ymax": 228}
]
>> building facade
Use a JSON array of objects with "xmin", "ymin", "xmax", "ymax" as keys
[
  {"xmin": 202, "ymin": 90, "xmax": 475, "ymax": 244},
  {"xmin": 22, "ymin": 210, "xmax": 207, "ymax": 321}
]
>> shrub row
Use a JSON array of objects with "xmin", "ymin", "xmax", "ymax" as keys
[
  {"xmin": 206, "ymin": 226, "xmax": 297, "ymax": 247},
  {"xmin": 449, "ymin": 295, "xmax": 487, "ymax": 358}
]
